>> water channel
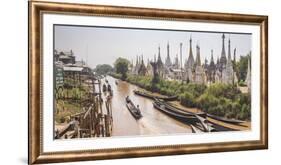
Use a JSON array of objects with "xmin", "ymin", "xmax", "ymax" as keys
[{"xmin": 100, "ymin": 76, "xmax": 192, "ymax": 137}]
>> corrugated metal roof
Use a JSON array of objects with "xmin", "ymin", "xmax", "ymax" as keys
[{"xmin": 63, "ymin": 66, "xmax": 84, "ymax": 72}]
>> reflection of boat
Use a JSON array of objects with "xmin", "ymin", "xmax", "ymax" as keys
[
  {"xmin": 107, "ymin": 84, "xmax": 112, "ymax": 92},
  {"xmin": 109, "ymin": 89, "xmax": 113, "ymax": 96},
  {"xmin": 153, "ymin": 100, "xmax": 198, "ymax": 123},
  {"xmin": 133, "ymin": 90, "xmax": 177, "ymax": 101},
  {"xmin": 125, "ymin": 97, "xmax": 142, "ymax": 119},
  {"xmin": 102, "ymin": 84, "xmax": 107, "ymax": 92},
  {"xmin": 207, "ymin": 114, "xmax": 245, "ymax": 125}
]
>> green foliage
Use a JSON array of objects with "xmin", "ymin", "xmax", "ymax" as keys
[
  {"xmin": 238, "ymin": 80, "xmax": 247, "ymax": 87},
  {"xmin": 114, "ymin": 57, "xmax": 130, "ymax": 80},
  {"xmin": 180, "ymin": 91, "xmax": 196, "ymax": 107},
  {"xmin": 236, "ymin": 55, "xmax": 250, "ymax": 82},
  {"xmin": 206, "ymin": 83, "xmax": 240, "ymax": 100},
  {"xmin": 126, "ymin": 75, "xmax": 152, "ymax": 90},
  {"xmin": 110, "ymin": 72, "xmax": 122, "ymax": 79},
  {"xmin": 94, "ymin": 64, "xmax": 113, "ymax": 75},
  {"xmin": 196, "ymin": 93, "xmax": 219, "ymax": 111},
  {"xmin": 121, "ymin": 74, "xmax": 251, "ymax": 121}
]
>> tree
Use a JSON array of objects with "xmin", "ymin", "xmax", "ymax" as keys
[
  {"xmin": 94, "ymin": 64, "xmax": 113, "ymax": 75},
  {"xmin": 114, "ymin": 58, "xmax": 129, "ymax": 80},
  {"xmin": 236, "ymin": 55, "xmax": 250, "ymax": 82}
]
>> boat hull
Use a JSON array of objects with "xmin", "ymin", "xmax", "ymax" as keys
[
  {"xmin": 125, "ymin": 99, "xmax": 142, "ymax": 119},
  {"xmin": 153, "ymin": 102, "xmax": 198, "ymax": 124}
]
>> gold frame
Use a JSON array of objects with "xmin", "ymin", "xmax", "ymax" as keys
[{"xmin": 28, "ymin": 1, "xmax": 268, "ymax": 164}]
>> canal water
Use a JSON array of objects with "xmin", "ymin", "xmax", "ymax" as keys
[{"xmin": 101, "ymin": 76, "xmax": 192, "ymax": 137}]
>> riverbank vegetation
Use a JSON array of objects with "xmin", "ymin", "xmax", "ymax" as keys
[
  {"xmin": 93, "ymin": 64, "xmax": 113, "ymax": 75},
  {"xmin": 110, "ymin": 73, "xmax": 251, "ymax": 121},
  {"xmin": 114, "ymin": 58, "xmax": 130, "ymax": 80},
  {"xmin": 55, "ymin": 85, "xmax": 92, "ymax": 123}
]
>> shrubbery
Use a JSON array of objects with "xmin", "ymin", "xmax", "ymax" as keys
[
  {"xmin": 195, "ymin": 83, "xmax": 251, "ymax": 120},
  {"xmin": 179, "ymin": 91, "xmax": 196, "ymax": 107},
  {"xmin": 114, "ymin": 73, "xmax": 251, "ymax": 121}
]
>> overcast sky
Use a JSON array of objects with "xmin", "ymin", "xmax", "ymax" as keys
[{"xmin": 54, "ymin": 25, "xmax": 251, "ymax": 68}]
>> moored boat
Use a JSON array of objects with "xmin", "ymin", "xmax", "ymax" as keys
[
  {"xmin": 133, "ymin": 90, "xmax": 177, "ymax": 101},
  {"xmin": 153, "ymin": 101, "xmax": 198, "ymax": 123},
  {"xmin": 125, "ymin": 97, "xmax": 142, "ymax": 119},
  {"xmin": 159, "ymin": 100, "xmax": 207, "ymax": 118}
]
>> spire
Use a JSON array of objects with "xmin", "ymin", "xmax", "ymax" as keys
[
  {"xmin": 167, "ymin": 41, "xmax": 170, "ymax": 57},
  {"xmin": 158, "ymin": 45, "xmax": 160, "ymax": 56},
  {"xmin": 220, "ymin": 33, "xmax": 227, "ymax": 65},
  {"xmin": 234, "ymin": 48, "xmax": 236, "ymax": 63},
  {"xmin": 186, "ymin": 35, "xmax": 195, "ymax": 68},
  {"xmin": 157, "ymin": 45, "xmax": 163, "ymax": 65},
  {"xmin": 195, "ymin": 44, "xmax": 201, "ymax": 66},
  {"xmin": 158, "ymin": 45, "xmax": 161, "ymax": 60},
  {"xmin": 189, "ymin": 35, "xmax": 193, "ymax": 58},
  {"xmin": 209, "ymin": 49, "xmax": 215, "ymax": 70},
  {"xmin": 228, "ymin": 36, "xmax": 231, "ymax": 60},
  {"xmin": 174, "ymin": 53, "xmax": 179, "ymax": 69},
  {"xmin": 165, "ymin": 41, "xmax": 172, "ymax": 67},
  {"xmin": 211, "ymin": 49, "xmax": 214, "ymax": 63},
  {"xmin": 180, "ymin": 42, "xmax": 183, "ymax": 69}
]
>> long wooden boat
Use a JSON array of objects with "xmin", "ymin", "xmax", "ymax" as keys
[
  {"xmin": 133, "ymin": 90, "xmax": 178, "ymax": 101},
  {"xmin": 195, "ymin": 114, "xmax": 217, "ymax": 132},
  {"xmin": 207, "ymin": 113, "xmax": 245, "ymax": 125},
  {"xmin": 160, "ymin": 101, "xmax": 207, "ymax": 118},
  {"xmin": 153, "ymin": 101, "xmax": 198, "ymax": 123},
  {"xmin": 125, "ymin": 97, "xmax": 142, "ymax": 119}
]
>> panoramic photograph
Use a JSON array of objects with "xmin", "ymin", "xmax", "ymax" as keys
[{"xmin": 53, "ymin": 25, "xmax": 252, "ymax": 139}]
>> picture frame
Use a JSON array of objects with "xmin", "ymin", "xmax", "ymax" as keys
[{"xmin": 28, "ymin": 1, "xmax": 268, "ymax": 164}]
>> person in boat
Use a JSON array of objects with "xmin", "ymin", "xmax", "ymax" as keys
[
  {"xmin": 136, "ymin": 105, "xmax": 141, "ymax": 114},
  {"xmin": 126, "ymin": 96, "xmax": 130, "ymax": 103}
]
